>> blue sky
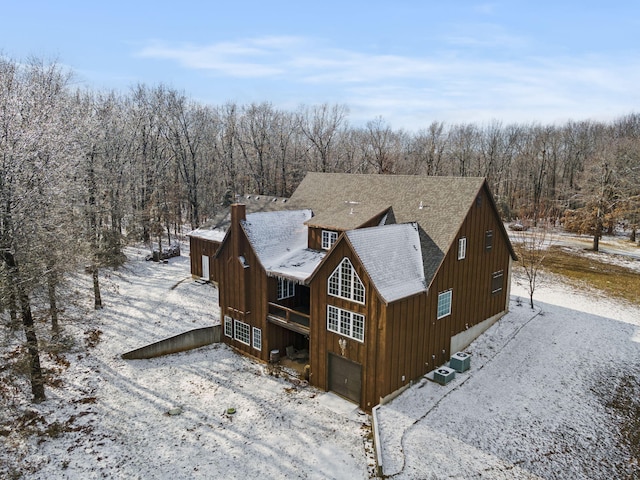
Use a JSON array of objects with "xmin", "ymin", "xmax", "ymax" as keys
[{"xmin": 3, "ymin": 1, "xmax": 639, "ymax": 129}]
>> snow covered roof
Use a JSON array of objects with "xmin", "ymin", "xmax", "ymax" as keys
[
  {"xmin": 241, "ymin": 209, "xmax": 325, "ymax": 282},
  {"xmin": 187, "ymin": 228, "xmax": 227, "ymax": 242},
  {"xmin": 347, "ymin": 223, "xmax": 426, "ymax": 303}
]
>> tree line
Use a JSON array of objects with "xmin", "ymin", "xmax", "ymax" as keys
[{"xmin": 1, "ymin": 56, "xmax": 639, "ymax": 402}]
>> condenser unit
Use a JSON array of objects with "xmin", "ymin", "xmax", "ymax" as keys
[
  {"xmin": 450, "ymin": 352, "xmax": 471, "ymax": 373},
  {"xmin": 433, "ymin": 366, "xmax": 456, "ymax": 385}
]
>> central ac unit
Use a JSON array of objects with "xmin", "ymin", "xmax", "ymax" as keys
[
  {"xmin": 433, "ymin": 366, "xmax": 456, "ymax": 385},
  {"xmin": 449, "ymin": 352, "xmax": 471, "ymax": 373}
]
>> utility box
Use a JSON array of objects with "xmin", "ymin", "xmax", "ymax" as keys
[
  {"xmin": 433, "ymin": 366, "xmax": 456, "ymax": 385},
  {"xmin": 450, "ymin": 352, "xmax": 471, "ymax": 373}
]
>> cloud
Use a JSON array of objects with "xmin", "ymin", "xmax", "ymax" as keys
[{"xmin": 135, "ymin": 36, "xmax": 640, "ymax": 128}]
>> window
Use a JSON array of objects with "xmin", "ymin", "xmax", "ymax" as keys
[
  {"xmin": 233, "ymin": 319, "xmax": 250, "ymax": 345},
  {"xmin": 491, "ymin": 271, "xmax": 504, "ymax": 294},
  {"xmin": 458, "ymin": 237, "xmax": 467, "ymax": 260},
  {"xmin": 277, "ymin": 278, "xmax": 295, "ymax": 300},
  {"xmin": 252, "ymin": 327, "xmax": 262, "ymax": 351},
  {"xmin": 327, "ymin": 305, "xmax": 365, "ymax": 342},
  {"xmin": 437, "ymin": 290, "xmax": 452, "ymax": 319},
  {"xmin": 328, "ymin": 258, "xmax": 365, "ymax": 304},
  {"xmin": 224, "ymin": 316, "xmax": 233, "ymax": 338},
  {"xmin": 322, "ymin": 230, "xmax": 338, "ymax": 250},
  {"xmin": 485, "ymin": 230, "xmax": 493, "ymax": 250}
]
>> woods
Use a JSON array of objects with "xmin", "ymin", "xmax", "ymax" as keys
[{"xmin": 1, "ymin": 56, "xmax": 639, "ymax": 402}]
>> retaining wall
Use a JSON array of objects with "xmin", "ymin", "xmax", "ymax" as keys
[{"xmin": 121, "ymin": 325, "xmax": 221, "ymax": 360}]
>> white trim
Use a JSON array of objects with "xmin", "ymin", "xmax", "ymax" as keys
[
  {"xmin": 252, "ymin": 327, "xmax": 262, "ymax": 351},
  {"xmin": 458, "ymin": 237, "xmax": 467, "ymax": 260},
  {"xmin": 277, "ymin": 277, "xmax": 295, "ymax": 300},
  {"xmin": 327, "ymin": 305, "xmax": 365, "ymax": 342},
  {"xmin": 233, "ymin": 319, "xmax": 250, "ymax": 345},
  {"xmin": 437, "ymin": 289, "xmax": 452, "ymax": 319},
  {"xmin": 328, "ymin": 257, "xmax": 365, "ymax": 304},
  {"xmin": 322, "ymin": 230, "xmax": 338, "ymax": 250},
  {"xmin": 224, "ymin": 316, "xmax": 233, "ymax": 338}
]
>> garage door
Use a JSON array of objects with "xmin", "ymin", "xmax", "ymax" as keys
[{"xmin": 328, "ymin": 353, "xmax": 362, "ymax": 404}]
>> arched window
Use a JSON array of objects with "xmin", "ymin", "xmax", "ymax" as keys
[{"xmin": 328, "ymin": 258, "xmax": 365, "ymax": 304}]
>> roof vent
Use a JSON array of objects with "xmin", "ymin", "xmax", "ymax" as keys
[
  {"xmin": 449, "ymin": 352, "xmax": 471, "ymax": 373},
  {"xmin": 419, "ymin": 201, "xmax": 424, "ymax": 210},
  {"xmin": 433, "ymin": 366, "xmax": 456, "ymax": 385}
]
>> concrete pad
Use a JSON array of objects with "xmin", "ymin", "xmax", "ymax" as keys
[{"xmin": 317, "ymin": 392, "xmax": 358, "ymax": 416}]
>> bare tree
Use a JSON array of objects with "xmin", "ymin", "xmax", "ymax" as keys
[{"xmin": 512, "ymin": 221, "xmax": 554, "ymax": 309}]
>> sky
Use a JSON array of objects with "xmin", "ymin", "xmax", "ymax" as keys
[{"xmin": 2, "ymin": 1, "xmax": 639, "ymax": 129}]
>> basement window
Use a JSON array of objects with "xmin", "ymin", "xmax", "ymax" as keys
[
  {"xmin": 252, "ymin": 327, "xmax": 262, "ymax": 351},
  {"xmin": 233, "ymin": 319, "xmax": 250, "ymax": 346},
  {"xmin": 224, "ymin": 316, "xmax": 233, "ymax": 338}
]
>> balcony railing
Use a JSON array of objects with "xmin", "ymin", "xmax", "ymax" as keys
[{"xmin": 267, "ymin": 302, "xmax": 310, "ymax": 334}]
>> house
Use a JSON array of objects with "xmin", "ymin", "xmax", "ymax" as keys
[
  {"xmin": 210, "ymin": 173, "xmax": 517, "ymax": 411},
  {"xmin": 187, "ymin": 194, "xmax": 290, "ymax": 283}
]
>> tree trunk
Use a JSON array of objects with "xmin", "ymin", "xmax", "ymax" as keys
[
  {"xmin": 593, "ymin": 233, "xmax": 600, "ymax": 252},
  {"xmin": 93, "ymin": 267, "xmax": 102, "ymax": 309},
  {"xmin": 3, "ymin": 252, "xmax": 46, "ymax": 402},
  {"xmin": 47, "ymin": 269, "xmax": 59, "ymax": 336},
  {"xmin": 21, "ymin": 291, "xmax": 46, "ymax": 402},
  {"xmin": 631, "ymin": 227, "xmax": 636, "ymax": 243}
]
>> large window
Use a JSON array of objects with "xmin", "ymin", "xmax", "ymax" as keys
[
  {"xmin": 327, "ymin": 305, "xmax": 364, "ymax": 342},
  {"xmin": 322, "ymin": 230, "xmax": 338, "ymax": 250},
  {"xmin": 437, "ymin": 290, "xmax": 452, "ymax": 319},
  {"xmin": 277, "ymin": 278, "xmax": 295, "ymax": 300},
  {"xmin": 328, "ymin": 258, "xmax": 365, "ymax": 304},
  {"xmin": 458, "ymin": 237, "xmax": 467, "ymax": 260},
  {"xmin": 491, "ymin": 270, "xmax": 504, "ymax": 294},
  {"xmin": 224, "ymin": 316, "xmax": 233, "ymax": 337},
  {"xmin": 233, "ymin": 319, "xmax": 250, "ymax": 345},
  {"xmin": 252, "ymin": 327, "xmax": 262, "ymax": 351}
]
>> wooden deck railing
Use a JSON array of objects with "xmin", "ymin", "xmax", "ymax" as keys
[{"xmin": 267, "ymin": 302, "xmax": 310, "ymax": 333}]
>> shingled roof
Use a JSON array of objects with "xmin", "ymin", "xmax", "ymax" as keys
[{"xmin": 287, "ymin": 173, "xmax": 490, "ymax": 285}]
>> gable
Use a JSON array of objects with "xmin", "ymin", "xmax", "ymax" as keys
[{"xmin": 346, "ymin": 223, "xmax": 426, "ymax": 304}]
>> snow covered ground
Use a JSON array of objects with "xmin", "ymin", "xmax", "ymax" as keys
[
  {"xmin": 1, "ymin": 245, "xmax": 373, "ymax": 479},
  {"xmin": 376, "ymin": 267, "xmax": 640, "ymax": 479},
  {"xmin": 1, "ymin": 242, "xmax": 639, "ymax": 479}
]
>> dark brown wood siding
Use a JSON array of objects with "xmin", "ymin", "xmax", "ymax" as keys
[
  {"xmin": 188, "ymin": 236, "xmax": 221, "ymax": 279},
  {"xmin": 215, "ymin": 220, "xmax": 271, "ymax": 362},
  {"xmin": 382, "ymin": 184, "xmax": 512, "ymax": 400},
  {"xmin": 308, "ymin": 238, "xmax": 388, "ymax": 410}
]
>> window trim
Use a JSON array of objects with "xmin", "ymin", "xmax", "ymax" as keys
[
  {"xmin": 233, "ymin": 319, "xmax": 250, "ymax": 346},
  {"xmin": 224, "ymin": 316, "xmax": 233, "ymax": 338},
  {"xmin": 437, "ymin": 289, "xmax": 452, "ymax": 320},
  {"xmin": 328, "ymin": 257, "xmax": 365, "ymax": 304},
  {"xmin": 491, "ymin": 270, "xmax": 504, "ymax": 294},
  {"xmin": 252, "ymin": 327, "xmax": 262, "ymax": 351},
  {"xmin": 458, "ymin": 237, "xmax": 467, "ymax": 260},
  {"xmin": 327, "ymin": 305, "xmax": 365, "ymax": 342},
  {"xmin": 322, "ymin": 230, "xmax": 338, "ymax": 250},
  {"xmin": 277, "ymin": 277, "xmax": 295, "ymax": 300}
]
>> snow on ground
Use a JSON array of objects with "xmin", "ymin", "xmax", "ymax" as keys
[
  {"xmin": 1, "ymin": 245, "xmax": 373, "ymax": 479},
  {"xmin": 2, "ymin": 241, "xmax": 639, "ymax": 479},
  {"xmin": 376, "ymin": 268, "xmax": 640, "ymax": 479}
]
